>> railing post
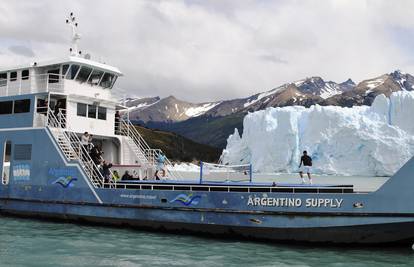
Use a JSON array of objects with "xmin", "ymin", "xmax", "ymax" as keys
[
  {"xmin": 46, "ymin": 74, "xmax": 49, "ymax": 92},
  {"xmin": 200, "ymin": 161, "xmax": 203, "ymax": 184},
  {"xmin": 46, "ymin": 93, "xmax": 51, "ymax": 127},
  {"xmin": 249, "ymin": 164, "xmax": 253, "ymax": 183}
]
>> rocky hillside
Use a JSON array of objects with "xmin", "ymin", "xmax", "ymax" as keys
[
  {"xmin": 135, "ymin": 125, "xmax": 221, "ymax": 163},
  {"xmin": 324, "ymin": 71, "xmax": 414, "ymax": 106}
]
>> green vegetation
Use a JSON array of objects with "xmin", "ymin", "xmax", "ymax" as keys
[
  {"xmin": 147, "ymin": 113, "xmax": 245, "ymax": 148},
  {"xmin": 135, "ymin": 125, "xmax": 222, "ymax": 163}
]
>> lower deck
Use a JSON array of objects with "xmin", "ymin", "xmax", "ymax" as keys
[
  {"xmin": 168, "ymin": 171, "xmax": 389, "ymax": 193},
  {"xmin": 107, "ymin": 172, "xmax": 390, "ymax": 194}
]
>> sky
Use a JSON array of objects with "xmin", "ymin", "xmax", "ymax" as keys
[{"xmin": 1, "ymin": 0, "xmax": 414, "ymax": 102}]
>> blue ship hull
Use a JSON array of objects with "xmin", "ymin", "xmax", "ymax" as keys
[
  {"xmin": 3, "ymin": 191, "xmax": 414, "ymax": 244},
  {"xmin": 2, "ymin": 128, "xmax": 414, "ymax": 244}
]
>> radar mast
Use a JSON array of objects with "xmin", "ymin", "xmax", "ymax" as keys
[{"xmin": 66, "ymin": 12, "xmax": 82, "ymax": 57}]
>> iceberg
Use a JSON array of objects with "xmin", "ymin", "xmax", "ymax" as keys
[{"xmin": 220, "ymin": 92, "xmax": 414, "ymax": 176}]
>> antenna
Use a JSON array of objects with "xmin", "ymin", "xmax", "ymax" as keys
[{"xmin": 66, "ymin": 12, "xmax": 81, "ymax": 57}]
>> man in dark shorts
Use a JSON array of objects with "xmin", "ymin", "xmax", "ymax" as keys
[{"xmin": 299, "ymin": 150, "xmax": 312, "ymax": 184}]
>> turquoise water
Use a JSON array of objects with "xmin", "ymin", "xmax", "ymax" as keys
[{"xmin": 1, "ymin": 216, "xmax": 414, "ymax": 267}]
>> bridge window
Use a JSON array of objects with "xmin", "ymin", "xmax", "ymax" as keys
[
  {"xmin": 76, "ymin": 66, "xmax": 93, "ymax": 83},
  {"xmin": 77, "ymin": 103, "xmax": 87, "ymax": 117},
  {"xmin": 0, "ymin": 101, "xmax": 13, "ymax": 115},
  {"xmin": 21, "ymin": 70, "xmax": 29, "ymax": 80},
  {"xmin": 14, "ymin": 99, "xmax": 31, "ymax": 113},
  {"xmin": 0, "ymin": 73, "xmax": 7, "ymax": 87},
  {"xmin": 10, "ymin": 72, "xmax": 17, "ymax": 82},
  {"xmin": 48, "ymin": 69, "xmax": 60, "ymax": 84},
  {"xmin": 98, "ymin": 106, "xmax": 106, "ymax": 120},
  {"xmin": 100, "ymin": 73, "xmax": 117, "ymax": 89},
  {"xmin": 88, "ymin": 104, "xmax": 97, "ymax": 118},
  {"xmin": 66, "ymin": 64, "xmax": 80, "ymax": 80},
  {"xmin": 2, "ymin": 140, "xmax": 11, "ymax": 185},
  {"xmin": 87, "ymin": 69, "xmax": 104, "ymax": 86},
  {"xmin": 62, "ymin": 64, "xmax": 69, "ymax": 76}
]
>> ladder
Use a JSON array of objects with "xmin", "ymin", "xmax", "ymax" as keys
[
  {"xmin": 119, "ymin": 119, "xmax": 182, "ymax": 179},
  {"xmin": 124, "ymin": 135, "xmax": 150, "ymax": 165}
]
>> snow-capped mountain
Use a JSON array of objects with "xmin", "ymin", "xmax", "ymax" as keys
[
  {"xmin": 127, "ymin": 95, "xmax": 221, "ymax": 123},
  {"xmin": 122, "ymin": 96, "xmax": 160, "ymax": 111},
  {"xmin": 390, "ymin": 70, "xmax": 414, "ymax": 90},
  {"xmin": 294, "ymin": 76, "xmax": 355, "ymax": 99},
  {"xmin": 125, "ymin": 71, "xmax": 413, "ymax": 123},
  {"xmin": 124, "ymin": 76, "xmax": 357, "ymax": 123},
  {"xmin": 204, "ymin": 76, "xmax": 356, "ymax": 116},
  {"xmin": 325, "ymin": 70, "xmax": 414, "ymax": 106}
]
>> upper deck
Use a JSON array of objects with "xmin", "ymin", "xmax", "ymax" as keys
[{"xmin": 0, "ymin": 56, "xmax": 122, "ymax": 102}]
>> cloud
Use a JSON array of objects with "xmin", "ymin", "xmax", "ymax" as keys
[
  {"xmin": 8, "ymin": 45, "xmax": 35, "ymax": 57},
  {"xmin": 0, "ymin": 0, "xmax": 414, "ymax": 101},
  {"xmin": 258, "ymin": 54, "xmax": 288, "ymax": 65}
]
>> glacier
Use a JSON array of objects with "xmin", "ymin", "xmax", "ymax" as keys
[{"xmin": 220, "ymin": 91, "xmax": 414, "ymax": 176}]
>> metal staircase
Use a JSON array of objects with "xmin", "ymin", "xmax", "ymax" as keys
[
  {"xmin": 119, "ymin": 119, "xmax": 181, "ymax": 179},
  {"xmin": 52, "ymin": 129, "xmax": 77, "ymax": 160},
  {"xmin": 46, "ymin": 110, "xmax": 115, "ymax": 188},
  {"xmin": 123, "ymin": 134, "xmax": 150, "ymax": 165}
]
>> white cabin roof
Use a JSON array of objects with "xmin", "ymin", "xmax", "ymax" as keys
[{"xmin": 0, "ymin": 56, "xmax": 123, "ymax": 76}]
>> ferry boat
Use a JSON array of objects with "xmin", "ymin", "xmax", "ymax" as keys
[{"xmin": 2, "ymin": 14, "xmax": 414, "ymax": 245}]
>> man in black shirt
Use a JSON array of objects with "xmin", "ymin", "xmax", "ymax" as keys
[
  {"xmin": 121, "ymin": 171, "xmax": 133, "ymax": 180},
  {"xmin": 299, "ymin": 150, "xmax": 312, "ymax": 184}
]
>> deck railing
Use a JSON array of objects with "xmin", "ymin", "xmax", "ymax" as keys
[
  {"xmin": 114, "ymin": 181, "xmax": 355, "ymax": 194},
  {"xmin": 0, "ymin": 73, "xmax": 64, "ymax": 97}
]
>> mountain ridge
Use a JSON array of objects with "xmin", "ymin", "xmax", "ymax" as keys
[{"xmin": 124, "ymin": 70, "xmax": 414, "ymax": 148}]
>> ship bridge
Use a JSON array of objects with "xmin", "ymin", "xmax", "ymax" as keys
[
  {"xmin": 0, "ymin": 56, "xmax": 123, "ymax": 137},
  {"xmin": 0, "ymin": 55, "xmax": 122, "ymax": 100}
]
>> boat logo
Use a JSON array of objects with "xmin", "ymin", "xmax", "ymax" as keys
[
  {"xmin": 53, "ymin": 176, "xmax": 77, "ymax": 188},
  {"xmin": 170, "ymin": 193, "xmax": 201, "ymax": 206}
]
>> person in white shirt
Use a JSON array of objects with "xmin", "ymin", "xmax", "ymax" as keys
[{"xmin": 81, "ymin": 132, "xmax": 90, "ymax": 152}]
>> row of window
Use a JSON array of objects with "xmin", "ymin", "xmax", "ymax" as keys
[
  {"xmin": 63, "ymin": 64, "xmax": 117, "ymax": 89},
  {"xmin": 77, "ymin": 103, "xmax": 107, "ymax": 120},
  {"xmin": 0, "ymin": 99, "xmax": 108, "ymax": 119},
  {"xmin": 0, "ymin": 64, "xmax": 117, "ymax": 89},
  {"xmin": 0, "ymin": 99, "xmax": 31, "ymax": 115},
  {"xmin": 0, "ymin": 70, "xmax": 29, "ymax": 87}
]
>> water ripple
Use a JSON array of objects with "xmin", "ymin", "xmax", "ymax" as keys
[{"xmin": 1, "ymin": 215, "xmax": 414, "ymax": 267}]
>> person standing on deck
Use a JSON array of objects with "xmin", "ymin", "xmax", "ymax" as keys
[
  {"xmin": 88, "ymin": 134, "xmax": 93, "ymax": 151},
  {"xmin": 154, "ymin": 153, "xmax": 166, "ymax": 180},
  {"xmin": 54, "ymin": 101, "xmax": 61, "ymax": 117},
  {"xmin": 299, "ymin": 150, "xmax": 312, "ymax": 184},
  {"xmin": 101, "ymin": 161, "xmax": 113, "ymax": 184},
  {"xmin": 81, "ymin": 132, "xmax": 90, "ymax": 153},
  {"xmin": 90, "ymin": 146, "xmax": 102, "ymax": 165}
]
